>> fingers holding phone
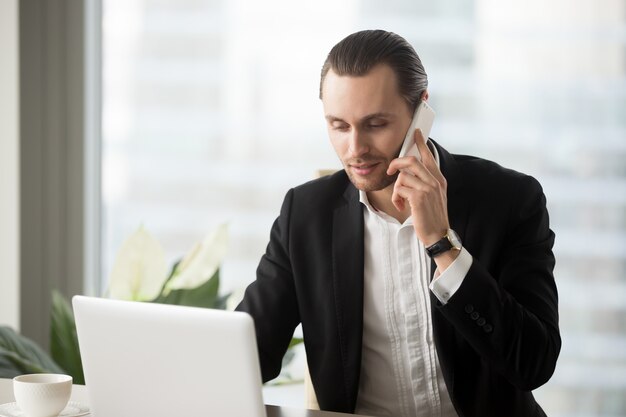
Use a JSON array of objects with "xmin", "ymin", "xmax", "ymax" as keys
[
  {"xmin": 397, "ymin": 101, "xmax": 435, "ymax": 161},
  {"xmin": 388, "ymin": 101, "xmax": 450, "ymax": 245},
  {"xmin": 388, "ymin": 130, "xmax": 437, "ymax": 192}
]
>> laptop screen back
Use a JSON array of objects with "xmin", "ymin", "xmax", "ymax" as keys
[{"xmin": 73, "ymin": 296, "xmax": 266, "ymax": 417}]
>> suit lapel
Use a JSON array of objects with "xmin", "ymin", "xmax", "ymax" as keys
[
  {"xmin": 437, "ymin": 140, "xmax": 470, "ymax": 250},
  {"xmin": 331, "ymin": 183, "xmax": 364, "ymax": 412},
  {"xmin": 429, "ymin": 140, "xmax": 471, "ymax": 399},
  {"xmin": 428, "ymin": 140, "xmax": 470, "ymax": 278}
]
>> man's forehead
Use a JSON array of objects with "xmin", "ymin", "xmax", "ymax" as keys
[
  {"xmin": 322, "ymin": 64, "xmax": 399, "ymax": 94},
  {"xmin": 321, "ymin": 64, "xmax": 408, "ymax": 119}
]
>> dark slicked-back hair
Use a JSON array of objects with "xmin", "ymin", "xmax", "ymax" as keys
[{"xmin": 319, "ymin": 30, "xmax": 428, "ymax": 110}]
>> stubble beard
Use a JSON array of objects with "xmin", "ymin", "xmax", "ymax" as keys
[{"xmin": 345, "ymin": 162, "xmax": 398, "ymax": 192}]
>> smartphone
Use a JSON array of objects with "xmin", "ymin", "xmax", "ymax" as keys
[{"xmin": 397, "ymin": 100, "xmax": 436, "ymax": 160}]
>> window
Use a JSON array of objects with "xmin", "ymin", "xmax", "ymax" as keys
[{"xmin": 100, "ymin": 1, "xmax": 626, "ymax": 414}]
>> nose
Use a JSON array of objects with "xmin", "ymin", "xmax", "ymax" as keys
[{"xmin": 348, "ymin": 128, "xmax": 369, "ymax": 157}]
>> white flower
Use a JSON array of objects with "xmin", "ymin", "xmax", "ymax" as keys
[
  {"xmin": 164, "ymin": 223, "xmax": 229, "ymax": 293},
  {"xmin": 108, "ymin": 226, "xmax": 168, "ymax": 301}
]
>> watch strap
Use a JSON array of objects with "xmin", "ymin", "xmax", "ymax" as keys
[{"xmin": 426, "ymin": 236, "xmax": 453, "ymax": 258}]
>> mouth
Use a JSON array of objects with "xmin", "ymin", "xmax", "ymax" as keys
[{"xmin": 350, "ymin": 162, "xmax": 380, "ymax": 176}]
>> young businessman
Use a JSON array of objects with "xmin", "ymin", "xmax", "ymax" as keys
[{"xmin": 237, "ymin": 30, "xmax": 560, "ymax": 417}]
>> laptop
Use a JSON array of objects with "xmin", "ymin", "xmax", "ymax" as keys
[{"xmin": 73, "ymin": 296, "xmax": 267, "ymax": 417}]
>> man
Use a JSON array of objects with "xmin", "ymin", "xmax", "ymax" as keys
[{"xmin": 237, "ymin": 30, "xmax": 560, "ymax": 417}]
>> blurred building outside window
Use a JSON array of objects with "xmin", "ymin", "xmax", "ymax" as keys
[{"xmin": 100, "ymin": 1, "xmax": 626, "ymax": 415}]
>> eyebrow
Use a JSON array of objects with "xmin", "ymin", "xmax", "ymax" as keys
[{"xmin": 325, "ymin": 112, "xmax": 396, "ymax": 123}]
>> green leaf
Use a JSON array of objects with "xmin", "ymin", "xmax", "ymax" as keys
[
  {"xmin": 213, "ymin": 293, "xmax": 231, "ymax": 310},
  {"xmin": 281, "ymin": 337, "xmax": 304, "ymax": 369},
  {"xmin": 0, "ymin": 326, "xmax": 64, "ymax": 378},
  {"xmin": 152, "ymin": 268, "xmax": 230, "ymax": 310},
  {"xmin": 50, "ymin": 290, "xmax": 85, "ymax": 384},
  {"xmin": 288, "ymin": 337, "xmax": 304, "ymax": 349},
  {"xmin": 155, "ymin": 259, "xmax": 181, "ymax": 298}
]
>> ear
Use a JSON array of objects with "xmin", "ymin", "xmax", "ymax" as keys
[{"xmin": 421, "ymin": 90, "xmax": 429, "ymax": 101}]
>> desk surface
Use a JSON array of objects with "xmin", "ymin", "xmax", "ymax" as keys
[{"xmin": 0, "ymin": 379, "xmax": 369, "ymax": 417}]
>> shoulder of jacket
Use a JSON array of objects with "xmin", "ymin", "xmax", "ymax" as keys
[
  {"xmin": 453, "ymin": 154, "xmax": 541, "ymax": 190},
  {"xmin": 288, "ymin": 170, "xmax": 352, "ymax": 211}
]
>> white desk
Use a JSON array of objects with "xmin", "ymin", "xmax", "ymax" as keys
[{"xmin": 0, "ymin": 379, "xmax": 370, "ymax": 417}]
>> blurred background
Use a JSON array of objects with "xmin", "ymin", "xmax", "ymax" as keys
[{"xmin": 1, "ymin": 0, "xmax": 625, "ymax": 416}]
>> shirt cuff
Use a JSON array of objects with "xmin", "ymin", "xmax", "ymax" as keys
[{"xmin": 429, "ymin": 247, "xmax": 473, "ymax": 305}]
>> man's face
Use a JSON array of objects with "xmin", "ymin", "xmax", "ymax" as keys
[{"xmin": 321, "ymin": 64, "xmax": 413, "ymax": 192}]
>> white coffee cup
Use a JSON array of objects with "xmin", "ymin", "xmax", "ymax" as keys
[{"xmin": 13, "ymin": 374, "xmax": 72, "ymax": 417}]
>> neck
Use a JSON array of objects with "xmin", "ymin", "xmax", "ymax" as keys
[{"xmin": 366, "ymin": 185, "xmax": 411, "ymax": 223}]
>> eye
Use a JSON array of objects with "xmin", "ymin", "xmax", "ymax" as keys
[
  {"xmin": 331, "ymin": 123, "xmax": 350, "ymax": 131},
  {"xmin": 367, "ymin": 122, "xmax": 387, "ymax": 129}
]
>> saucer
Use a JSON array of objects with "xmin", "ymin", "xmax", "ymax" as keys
[{"xmin": 0, "ymin": 401, "xmax": 90, "ymax": 417}]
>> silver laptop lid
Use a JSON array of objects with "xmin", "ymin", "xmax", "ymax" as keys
[{"xmin": 73, "ymin": 296, "xmax": 266, "ymax": 417}]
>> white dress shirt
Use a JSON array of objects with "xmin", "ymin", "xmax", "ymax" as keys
[{"xmin": 354, "ymin": 147, "xmax": 473, "ymax": 417}]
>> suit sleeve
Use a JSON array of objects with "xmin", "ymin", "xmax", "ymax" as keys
[
  {"xmin": 236, "ymin": 188, "xmax": 300, "ymax": 383},
  {"xmin": 438, "ymin": 175, "xmax": 560, "ymax": 391}
]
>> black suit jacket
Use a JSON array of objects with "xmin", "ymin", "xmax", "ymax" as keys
[{"xmin": 237, "ymin": 141, "xmax": 560, "ymax": 417}]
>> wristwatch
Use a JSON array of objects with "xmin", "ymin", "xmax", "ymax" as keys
[{"xmin": 425, "ymin": 229, "xmax": 462, "ymax": 258}]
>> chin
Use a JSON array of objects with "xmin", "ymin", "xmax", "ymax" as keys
[{"xmin": 347, "ymin": 172, "xmax": 396, "ymax": 192}]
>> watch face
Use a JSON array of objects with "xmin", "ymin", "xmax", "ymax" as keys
[{"xmin": 447, "ymin": 229, "xmax": 462, "ymax": 250}]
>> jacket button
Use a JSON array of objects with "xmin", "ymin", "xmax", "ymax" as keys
[
  {"xmin": 483, "ymin": 324, "xmax": 493, "ymax": 333},
  {"xmin": 477, "ymin": 317, "xmax": 486, "ymax": 326},
  {"xmin": 464, "ymin": 304, "xmax": 474, "ymax": 314},
  {"xmin": 470, "ymin": 312, "xmax": 479, "ymax": 320}
]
